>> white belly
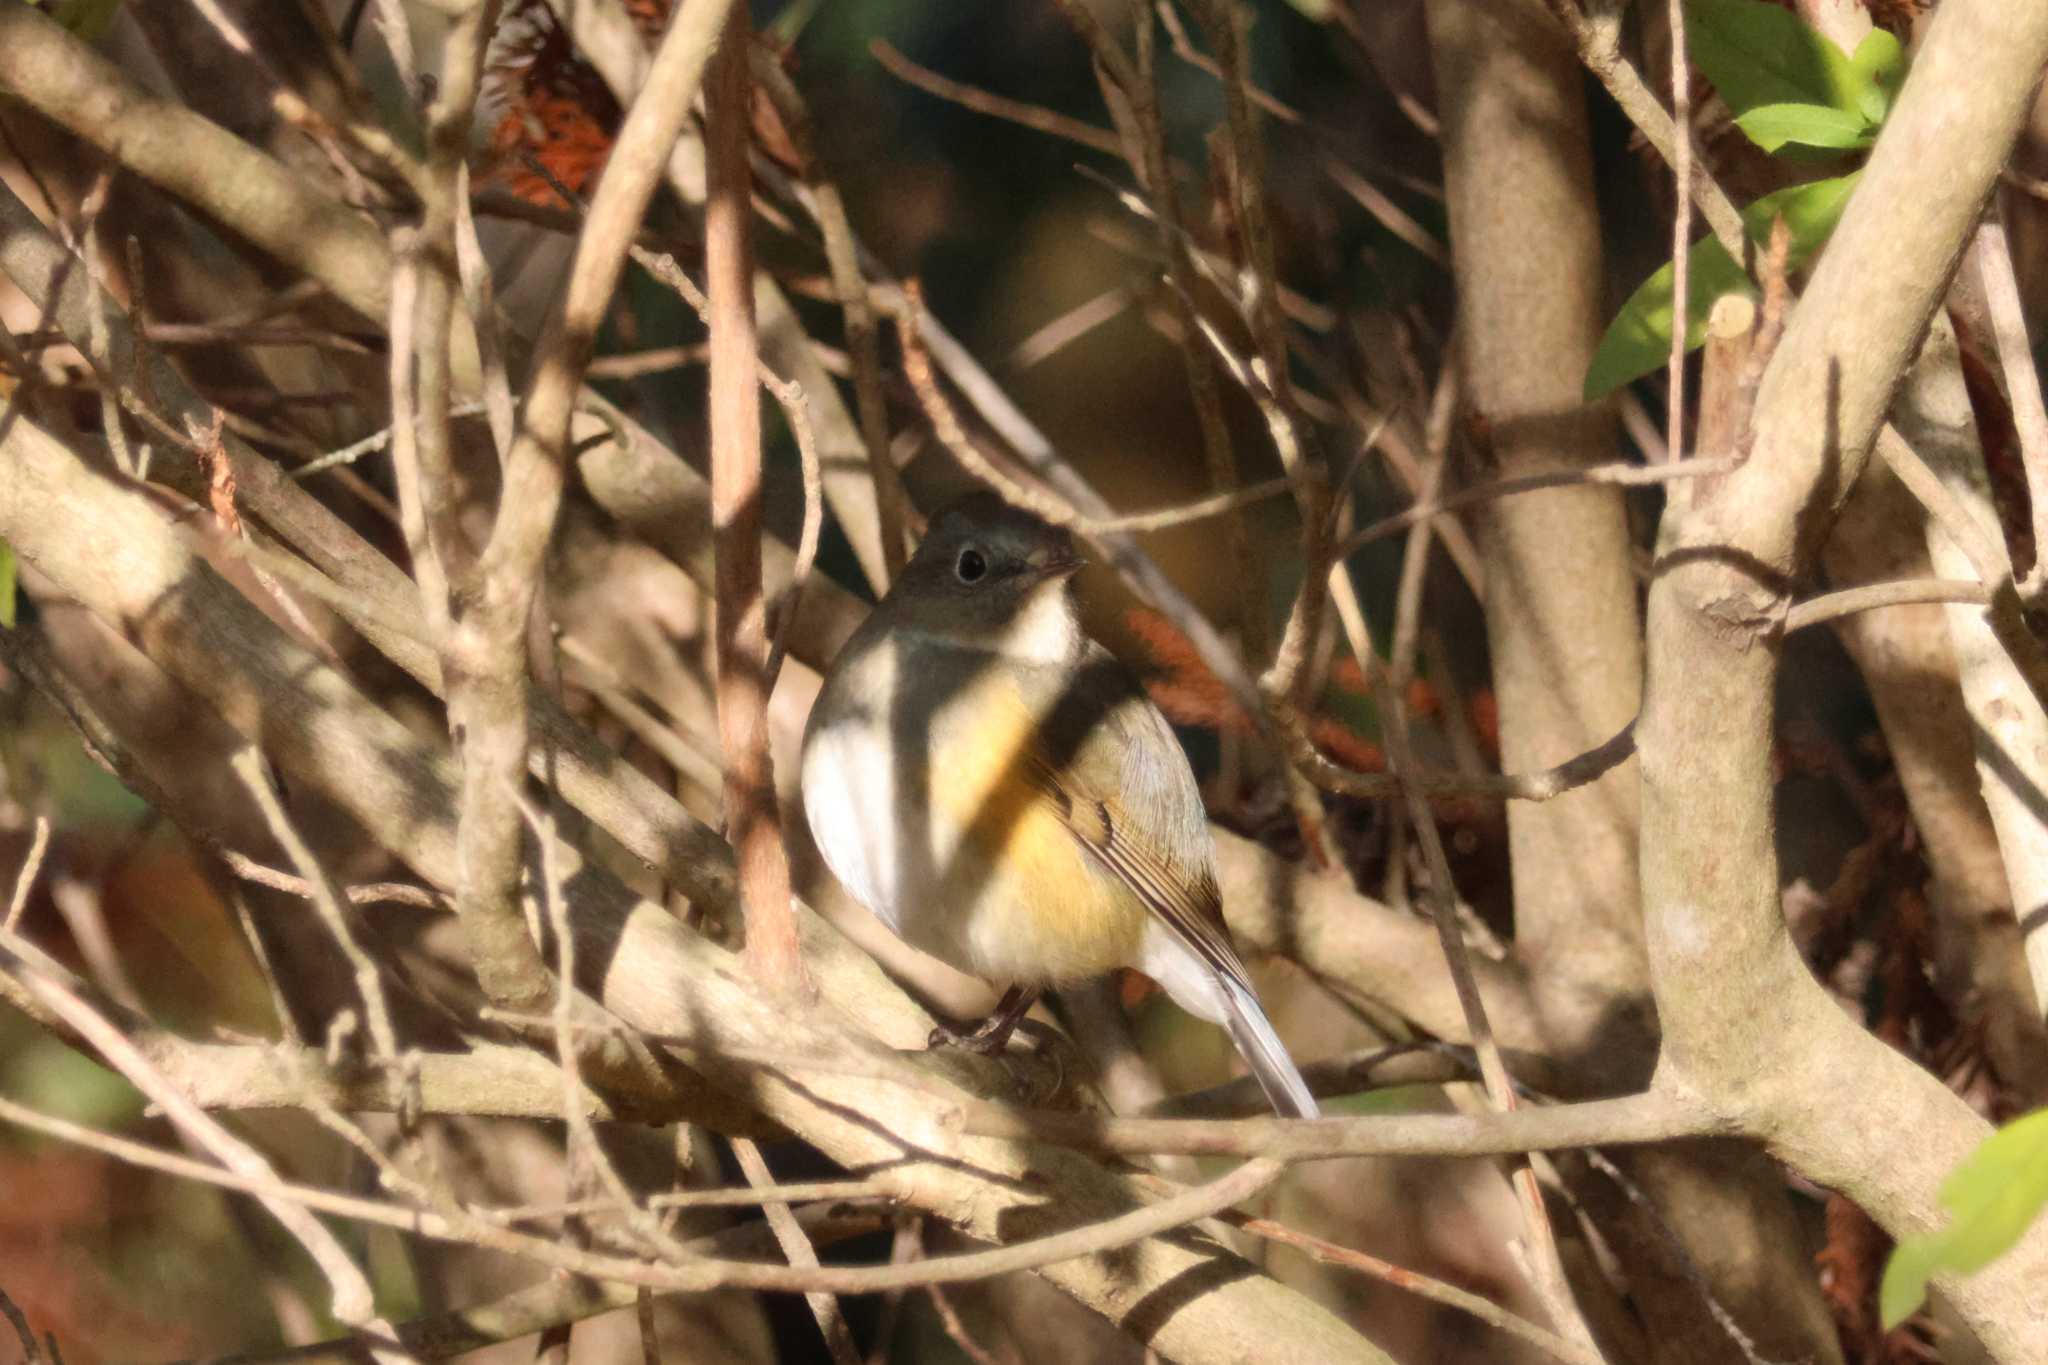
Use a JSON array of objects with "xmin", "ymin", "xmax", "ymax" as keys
[{"xmin": 800, "ymin": 717, "xmax": 911, "ymax": 936}]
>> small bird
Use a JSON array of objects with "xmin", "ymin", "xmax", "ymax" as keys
[{"xmin": 800, "ymin": 491, "xmax": 1318, "ymax": 1117}]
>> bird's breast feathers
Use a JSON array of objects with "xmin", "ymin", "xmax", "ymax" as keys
[{"xmin": 802, "ymin": 644, "xmax": 1145, "ymax": 983}]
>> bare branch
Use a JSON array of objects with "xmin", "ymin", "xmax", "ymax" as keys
[
  {"xmin": 0, "ymin": 1287, "xmax": 44, "ymax": 1365},
  {"xmin": 441, "ymin": 0, "xmax": 737, "ymax": 1015},
  {"xmin": 1368, "ymin": 622, "xmax": 1598, "ymax": 1349},
  {"xmin": 229, "ymin": 747, "xmax": 400, "ymax": 1063},
  {"xmin": 0, "ymin": 403, "xmax": 1376, "ymax": 1362},
  {"xmin": 753, "ymin": 54, "xmax": 907, "ymax": 587},
  {"xmin": 871, "ymin": 38, "xmax": 1123, "ymax": 158},
  {"xmin": 0, "ymin": 937, "xmax": 396, "ymax": 1343},
  {"xmin": 1971, "ymin": 206, "xmax": 2048, "ymax": 595},
  {"xmin": 1336, "ymin": 459, "xmax": 1733, "ymax": 559},
  {"xmin": 1227, "ymin": 1212, "xmax": 1602, "ymax": 1365},
  {"xmin": 1665, "ymin": 0, "xmax": 1694, "ymax": 469},
  {"xmin": 1537, "ymin": 0, "xmax": 1745, "ymax": 256},
  {"xmin": 706, "ymin": 1, "xmax": 806, "ymax": 996},
  {"xmin": 1785, "ymin": 578, "xmax": 1990, "ymax": 633},
  {"xmin": 732, "ymin": 1137, "xmax": 861, "ymax": 1365},
  {"xmin": 963, "ymin": 1090, "xmax": 1714, "ymax": 1160},
  {"xmin": 1636, "ymin": 0, "xmax": 2048, "ymax": 1354},
  {"xmin": 3, "ymin": 816, "xmax": 49, "ymax": 935}
]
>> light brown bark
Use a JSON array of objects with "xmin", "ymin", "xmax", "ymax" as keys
[{"xmin": 1427, "ymin": 2, "xmax": 1840, "ymax": 1358}]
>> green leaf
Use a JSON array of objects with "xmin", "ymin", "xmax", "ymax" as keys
[
  {"xmin": 1881, "ymin": 1108, "xmax": 2048, "ymax": 1328},
  {"xmin": 0, "ymin": 541, "xmax": 14, "ymax": 629},
  {"xmin": 1687, "ymin": 0, "xmax": 1871, "ymax": 118},
  {"xmin": 1849, "ymin": 29, "xmax": 1907, "ymax": 122},
  {"xmin": 1731, "ymin": 167, "xmax": 1862, "ymax": 255},
  {"xmin": 1583, "ymin": 238, "xmax": 1751, "ymax": 402},
  {"xmin": 1583, "ymin": 172, "xmax": 1862, "ymax": 399},
  {"xmin": 1733, "ymin": 102, "xmax": 1876, "ymax": 154}
]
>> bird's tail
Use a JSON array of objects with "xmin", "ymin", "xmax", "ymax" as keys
[{"xmin": 1220, "ymin": 975, "xmax": 1320, "ymax": 1118}]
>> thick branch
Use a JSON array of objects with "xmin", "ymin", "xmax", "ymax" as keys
[
  {"xmin": 1637, "ymin": 1, "xmax": 2048, "ymax": 1358},
  {"xmin": 962, "ymin": 1091, "xmax": 1718, "ymax": 1160}
]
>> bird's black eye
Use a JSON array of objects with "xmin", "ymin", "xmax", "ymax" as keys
[{"xmin": 955, "ymin": 546, "xmax": 988, "ymax": 583}]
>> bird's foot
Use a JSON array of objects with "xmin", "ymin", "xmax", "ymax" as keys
[{"xmin": 927, "ymin": 985, "xmax": 1040, "ymax": 1055}]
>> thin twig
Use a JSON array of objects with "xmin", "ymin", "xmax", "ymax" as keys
[
  {"xmin": 926, "ymin": 1284, "xmax": 1009, "ymax": 1365},
  {"xmin": 1972, "ymin": 206, "xmax": 2048, "ymax": 593},
  {"xmin": 871, "ymin": 38, "xmax": 1123, "ymax": 157},
  {"xmin": 1579, "ymin": 1149, "xmax": 1779, "ymax": 1365},
  {"xmin": 1139, "ymin": 4, "xmax": 1369, "ymax": 862},
  {"xmin": 1276, "ymin": 700, "xmax": 1637, "ymax": 803},
  {"xmin": 483, "ymin": 1177, "xmax": 901, "ymax": 1225},
  {"xmin": 1226, "ymin": 1213, "xmax": 1602, "ymax": 1365},
  {"xmin": 1389, "ymin": 358, "xmax": 1461, "ymax": 690},
  {"xmin": 129, "ymin": 321, "xmax": 373, "ymax": 353},
  {"xmin": 862, "ymin": 1218, "xmax": 925, "ymax": 1365},
  {"xmin": 1381, "ymin": 358, "xmax": 1460, "ymax": 905},
  {"xmin": 1540, "ymin": 0, "xmax": 1745, "ymax": 257},
  {"xmin": 119, "ymin": 235, "xmax": 156, "ymax": 479},
  {"xmin": 754, "ymin": 54, "xmax": 907, "ymax": 587},
  {"xmin": 220, "ymin": 877, "xmax": 307, "ymax": 1047},
  {"xmin": 518, "ymin": 181, "xmax": 832, "ymax": 665},
  {"xmin": 893, "ymin": 285, "xmax": 1077, "ymax": 528},
  {"xmin": 584, "ymin": 344, "xmax": 710, "ymax": 379},
  {"xmin": 1126, "ymin": 2, "xmax": 1276, "ymax": 684},
  {"xmin": 557, "ymin": 636, "xmax": 726, "ymax": 795},
  {"xmin": 732, "ymin": 1137, "xmax": 862, "ymax": 1365},
  {"xmin": 861, "ymin": 281, "xmax": 1279, "ymax": 727},
  {"xmin": 229, "ymin": 748, "xmax": 401, "ymax": 1064},
  {"xmin": 1337, "ymin": 458, "xmax": 1734, "ymax": 558},
  {"xmin": 3, "ymin": 816, "xmax": 50, "ymax": 934},
  {"xmin": 0, "ymin": 1288, "xmax": 43, "ymax": 1365},
  {"xmin": 1371, "ymin": 639, "xmax": 1599, "ymax": 1350},
  {"xmin": 1786, "ymin": 578, "xmax": 1991, "ymax": 633},
  {"xmin": 217, "ymin": 850, "xmax": 445, "ymax": 910},
  {"xmin": 294, "ymin": 401, "xmax": 489, "ymax": 479},
  {"xmin": 1005, "ymin": 283, "xmax": 1137, "ymax": 370},
  {"xmin": 74, "ymin": 175, "xmax": 136, "ymax": 480},
  {"xmin": 452, "ymin": 162, "xmax": 518, "ymax": 460},
  {"xmin": 0, "ymin": 1077, "xmax": 1289, "ymax": 1296},
  {"xmin": 899, "ymin": 290, "xmax": 1313, "ymax": 537},
  {"xmin": 0, "ymin": 939, "xmax": 396, "ymax": 1340},
  {"xmin": 764, "ymin": 374, "xmax": 823, "ymax": 700},
  {"xmin": 1320, "ymin": 155, "xmax": 1448, "ymax": 267},
  {"xmin": 521, "ymin": 794, "xmax": 680, "ymax": 1254},
  {"xmin": 386, "ymin": 237, "xmax": 448, "ymax": 633},
  {"xmin": 1666, "ymin": 0, "xmax": 1694, "ymax": 467}
]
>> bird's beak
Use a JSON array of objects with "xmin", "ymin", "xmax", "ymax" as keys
[{"xmin": 1027, "ymin": 550, "xmax": 1087, "ymax": 583}]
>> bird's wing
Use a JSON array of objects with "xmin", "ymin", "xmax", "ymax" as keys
[{"xmin": 1017, "ymin": 646, "xmax": 1256, "ymax": 993}]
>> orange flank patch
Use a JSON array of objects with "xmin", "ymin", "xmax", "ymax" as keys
[{"xmin": 928, "ymin": 670, "xmax": 1146, "ymax": 983}]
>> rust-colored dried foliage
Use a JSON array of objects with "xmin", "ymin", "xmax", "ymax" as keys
[
  {"xmin": 1817, "ymin": 1194, "xmax": 1941, "ymax": 1364},
  {"xmin": 484, "ymin": 0, "xmax": 671, "ymax": 201},
  {"xmin": 1121, "ymin": 605, "xmax": 1485, "ymax": 776}
]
